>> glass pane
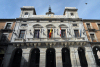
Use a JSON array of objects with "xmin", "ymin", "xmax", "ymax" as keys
[
  {"xmin": 34, "ymin": 30, "xmax": 40, "ymax": 38},
  {"xmin": 74, "ymin": 30, "xmax": 79, "ymax": 37},
  {"xmin": 61, "ymin": 30, "xmax": 66, "ymax": 38},
  {"xmin": 6, "ymin": 23, "xmax": 11, "ymax": 29},
  {"xmin": 19, "ymin": 30, "xmax": 25, "ymax": 38}
]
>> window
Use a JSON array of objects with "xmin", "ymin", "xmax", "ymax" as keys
[
  {"xmin": 90, "ymin": 34, "xmax": 96, "ymax": 42},
  {"xmin": 74, "ymin": 30, "xmax": 79, "ymax": 37},
  {"xmin": 25, "ymin": 12, "xmax": 28, "ymax": 15},
  {"xmin": 5, "ymin": 23, "xmax": 11, "ymax": 29},
  {"xmin": 61, "ymin": 30, "xmax": 66, "ymax": 38},
  {"xmin": 21, "ymin": 24, "xmax": 27, "ymax": 26},
  {"xmin": 34, "ymin": 30, "xmax": 40, "ymax": 38},
  {"xmin": 98, "ymin": 24, "xmax": 100, "ymax": 30},
  {"xmin": 23, "ymin": 21, "xmax": 26, "ymax": 22},
  {"xmin": 71, "ymin": 13, "xmax": 74, "ymax": 16},
  {"xmin": 86, "ymin": 23, "xmax": 91, "ymax": 29},
  {"xmin": 1, "ymin": 34, "xmax": 8, "ymax": 41},
  {"xmin": 73, "ymin": 24, "xmax": 77, "ymax": 26},
  {"xmin": 19, "ymin": 30, "xmax": 25, "ymax": 38},
  {"xmin": 47, "ymin": 29, "xmax": 53, "ymax": 38}
]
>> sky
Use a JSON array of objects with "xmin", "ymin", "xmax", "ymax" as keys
[{"xmin": 0, "ymin": 0, "xmax": 100, "ymax": 19}]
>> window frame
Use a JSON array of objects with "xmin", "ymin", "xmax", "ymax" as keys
[
  {"xmin": 25, "ymin": 12, "xmax": 28, "ymax": 15},
  {"xmin": 86, "ymin": 22, "xmax": 93, "ymax": 29},
  {"xmin": 34, "ymin": 29, "xmax": 40, "ymax": 38},
  {"xmin": 61, "ymin": 29, "xmax": 66, "ymax": 38},
  {"xmin": 0, "ymin": 33, "xmax": 9, "ymax": 41},
  {"xmin": 74, "ymin": 29, "xmax": 79, "ymax": 37},
  {"xmin": 19, "ymin": 30, "xmax": 25, "ymax": 38},
  {"xmin": 89, "ymin": 32, "xmax": 98, "ymax": 42},
  {"xmin": 4, "ymin": 22, "xmax": 13, "ymax": 29}
]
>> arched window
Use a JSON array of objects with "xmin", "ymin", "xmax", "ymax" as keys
[
  {"xmin": 46, "ymin": 48, "xmax": 56, "ymax": 67},
  {"xmin": 29, "ymin": 48, "xmax": 40, "ymax": 67},
  {"xmin": 78, "ymin": 47, "xmax": 88, "ymax": 67},
  {"xmin": 8, "ymin": 48, "xmax": 22, "ymax": 67},
  {"xmin": 62, "ymin": 47, "xmax": 72, "ymax": 67},
  {"xmin": 25, "ymin": 12, "xmax": 28, "ymax": 15},
  {"xmin": 0, "ymin": 48, "xmax": 5, "ymax": 67},
  {"xmin": 93, "ymin": 46, "xmax": 100, "ymax": 66}
]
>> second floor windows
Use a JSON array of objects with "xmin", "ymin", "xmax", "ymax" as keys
[
  {"xmin": 90, "ymin": 34, "xmax": 96, "ymax": 42},
  {"xmin": 34, "ymin": 30, "xmax": 40, "ymax": 38},
  {"xmin": 74, "ymin": 30, "xmax": 79, "ymax": 37},
  {"xmin": 5, "ymin": 23, "xmax": 11, "ymax": 29},
  {"xmin": 98, "ymin": 24, "xmax": 100, "ymax": 30},
  {"xmin": 19, "ymin": 30, "xmax": 25, "ymax": 38},
  {"xmin": 25, "ymin": 12, "xmax": 28, "ymax": 15},
  {"xmin": 86, "ymin": 23, "xmax": 90, "ymax": 29},
  {"xmin": 61, "ymin": 30, "xmax": 66, "ymax": 38}
]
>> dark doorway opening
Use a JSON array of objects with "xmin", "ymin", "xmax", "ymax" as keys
[
  {"xmin": 93, "ymin": 46, "xmax": 100, "ymax": 66},
  {"xmin": 0, "ymin": 48, "xmax": 5, "ymax": 67},
  {"xmin": 62, "ymin": 47, "xmax": 72, "ymax": 67},
  {"xmin": 46, "ymin": 48, "xmax": 56, "ymax": 67},
  {"xmin": 8, "ymin": 48, "xmax": 22, "ymax": 67},
  {"xmin": 78, "ymin": 47, "xmax": 88, "ymax": 67},
  {"xmin": 29, "ymin": 48, "xmax": 40, "ymax": 67}
]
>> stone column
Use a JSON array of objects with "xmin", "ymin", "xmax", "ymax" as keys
[
  {"xmin": 20, "ymin": 48, "xmax": 31, "ymax": 67},
  {"xmin": 85, "ymin": 47, "xmax": 96, "ymax": 67},
  {"xmin": 39, "ymin": 48, "xmax": 46, "ymax": 67},
  {"xmin": 70, "ymin": 47, "xmax": 81, "ymax": 67},
  {"xmin": 55, "ymin": 48, "xmax": 62, "ymax": 67}
]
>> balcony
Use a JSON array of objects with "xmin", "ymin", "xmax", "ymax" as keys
[
  {"xmin": 88, "ymin": 27, "xmax": 96, "ymax": 32},
  {"xmin": 0, "ymin": 26, "xmax": 13, "ymax": 32}
]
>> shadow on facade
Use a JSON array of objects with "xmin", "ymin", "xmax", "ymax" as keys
[
  {"xmin": 0, "ymin": 48, "xmax": 5, "ymax": 67},
  {"xmin": 93, "ymin": 46, "xmax": 100, "ymax": 66},
  {"xmin": 46, "ymin": 48, "xmax": 56, "ymax": 67},
  {"xmin": 78, "ymin": 47, "xmax": 88, "ymax": 67},
  {"xmin": 62, "ymin": 47, "xmax": 72, "ymax": 67},
  {"xmin": 8, "ymin": 48, "xmax": 22, "ymax": 67},
  {"xmin": 28, "ymin": 48, "xmax": 40, "ymax": 67}
]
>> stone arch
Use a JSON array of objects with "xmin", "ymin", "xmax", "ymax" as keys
[
  {"xmin": 62, "ymin": 47, "xmax": 72, "ymax": 67},
  {"xmin": 46, "ymin": 48, "xmax": 56, "ymax": 67},
  {"xmin": 93, "ymin": 46, "xmax": 100, "ymax": 66},
  {"xmin": 28, "ymin": 48, "xmax": 40, "ymax": 67},
  {"xmin": 8, "ymin": 48, "xmax": 22, "ymax": 67},
  {"xmin": 33, "ymin": 24, "xmax": 43, "ymax": 28},
  {"xmin": 78, "ymin": 47, "xmax": 88, "ymax": 67},
  {"xmin": 0, "ymin": 48, "xmax": 5, "ymax": 67},
  {"xmin": 46, "ymin": 24, "xmax": 55, "ymax": 28}
]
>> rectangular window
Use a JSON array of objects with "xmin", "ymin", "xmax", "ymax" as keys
[
  {"xmin": 61, "ymin": 30, "xmax": 66, "ymax": 38},
  {"xmin": 73, "ymin": 24, "xmax": 77, "ymax": 26},
  {"xmin": 90, "ymin": 34, "xmax": 96, "ymax": 42},
  {"xmin": 86, "ymin": 23, "xmax": 90, "ymax": 29},
  {"xmin": 5, "ymin": 23, "xmax": 11, "ymax": 29},
  {"xmin": 74, "ymin": 30, "xmax": 79, "ymax": 37},
  {"xmin": 21, "ymin": 24, "xmax": 27, "ymax": 26},
  {"xmin": 47, "ymin": 29, "xmax": 53, "ymax": 38},
  {"xmin": 1, "ymin": 34, "xmax": 8, "ymax": 41},
  {"xmin": 19, "ymin": 30, "xmax": 25, "ymax": 38},
  {"xmin": 34, "ymin": 30, "xmax": 40, "ymax": 38},
  {"xmin": 98, "ymin": 24, "xmax": 100, "ymax": 30},
  {"xmin": 71, "ymin": 13, "xmax": 74, "ymax": 16}
]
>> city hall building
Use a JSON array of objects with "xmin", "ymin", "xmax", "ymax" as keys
[{"xmin": 0, "ymin": 6, "xmax": 100, "ymax": 67}]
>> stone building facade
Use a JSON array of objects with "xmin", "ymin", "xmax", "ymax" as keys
[{"xmin": 0, "ymin": 6, "xmax": 99, "ymax": 67}]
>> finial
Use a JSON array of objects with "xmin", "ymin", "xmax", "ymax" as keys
[{"xmin": 49, "ymin": 5, "xmax": 51, "ymax": 12}]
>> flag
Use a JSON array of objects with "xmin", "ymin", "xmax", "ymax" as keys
[
  {"xmin": 60, "ymin": 27, "xmax": 61, "ymax": 36},
  {"xmin": 49, "ymin": 28, "xmax": 52, "ymax": 38}
]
